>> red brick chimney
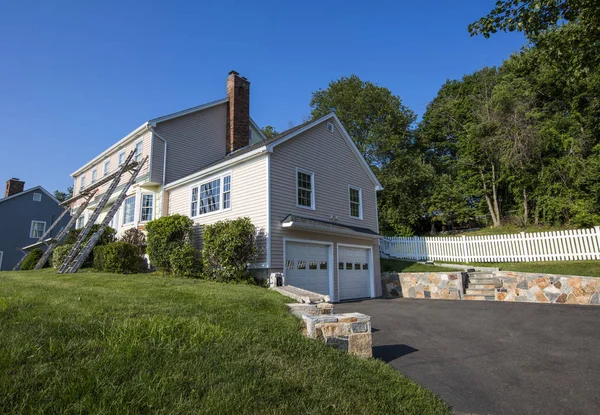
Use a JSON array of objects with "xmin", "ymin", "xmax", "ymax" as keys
[
  {"xmin": 5, "ymin": 178, "xmax": 25, "ymax": 197},
  {"xmin": 226, "ymin": 70, "xmax": 250, "ymax": 154}
]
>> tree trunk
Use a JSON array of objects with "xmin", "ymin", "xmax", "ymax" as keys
[
  {"xmin": 491, "ymin": 164, "xmax": 501, "ymax": 226},
  {"xmin": 523, "ymin": 188, "xmax": 528, "ymax": 226},
  {"xmin": 480, "ymin": 168, "xmax": 500, "ymax": 227}
]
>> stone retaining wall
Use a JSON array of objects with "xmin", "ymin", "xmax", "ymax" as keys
[
  {"xmin": 494, "ymin": 272, "xmax": 600, "ymax": 305},
  {"xmin": 382, "ymin": 272, "xmax": 465, "ymax": 300}
]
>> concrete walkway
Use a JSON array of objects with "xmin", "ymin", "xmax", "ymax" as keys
[{"xmin": 335, "ymin": 298, "xmax": 600, "ymax": 415}]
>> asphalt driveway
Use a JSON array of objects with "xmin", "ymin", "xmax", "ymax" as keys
[{"xmin": 335, "ymin": 298, "xmax": 600, "ymax": 415}]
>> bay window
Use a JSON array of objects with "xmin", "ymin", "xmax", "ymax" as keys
[
  {"xmin": 190, "ymin": 173, "xmax": 231, "ymax": 217},
  {"xmin": 141, "ymin": 194, "xmax": 153, "ymax": 222},
  {"xmin": 123, "ymin": 195, "xmax": 136, "ymax": 224}
]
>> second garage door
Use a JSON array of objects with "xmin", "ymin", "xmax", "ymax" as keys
[
  {"xmin": 338, "ymin": 246, "xmax": 372, "ymax": 300},
  {"xmin": 285, "ymin": 241, "xmax": 331, "ymax": 296}
]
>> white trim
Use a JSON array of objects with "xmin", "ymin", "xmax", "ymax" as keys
[
  {"xmin": 266, "ymin": 154, "xmax": 271, "ymax": 268},
  {"xmin": 296, "ymin": 168, "xmax": 315, "ymax": 210},
  {"xmin": 32, "ymin": 192, "xmax": 42, "ymax": 202},
  {"xmin": 0, "ymin": 251, "xmax": 3, "ymax": 270},
  {"xmin": 164, "ymin": 148, "xmax": 268, "ymax": 190},
  {"xmin": 118, "ymin": 150, "xmax": 126, "ymax": 166},
  {"xmin": 337, "ymin": 243, "xmax": 376, "ymax": 300},
  {"xmin": 348, "ymin": 185, "xmax": 363, "ymax": 220},
  {"xmin": 79, "ymin": 175, "xmax": 86, "ymax": 192},
  {"xmin": 188, "ymin": 170, "xmax": 232, "ymax": 219},
  {"xmin": 327, "ymin": 122, "xmax": 334, "ymax": 133},
  {"xmin": 122, "ymin": 194, "xmax": 136, "ymax": 225},
  {"xmin": 0, "ymin": 186, "xmax": 61, "ymax": 205},
  {"xmin": 29, "ymin": 220, "xmax": 47, "ymax": 239},
  {"xmin": 103, "ymin": 158, "xmax": 111, "ymax": 176},
  {"xmin": 148, "ymin": 97, "xmax": 229, "ymax": 126},
  {"xmin": 133, "ymin": 138, "xmax": 143, "ymax": 163},
  {"xmin": 91, "ymin": 168, "xmax": 97, "ymax": 184},
  {"xmin": 140, "ymin": 192, "xmax": 154, "ymax": 223},
  {"xmin": 283, "ymin": 238, "xmax": 335, "ymax": 301}
]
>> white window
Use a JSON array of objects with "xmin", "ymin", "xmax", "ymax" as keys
[
  {"xmin": 91, "ymin": 169, "xmax": 97, "ymax": 183},
  {"xmin": 327, "ymin": 122, "xmax": 335, "ymax": 133},
  {"xmin": 103, "ymin": 159, "xmax": 110, "ymax": 176},
  {"xmin": 79, "ymin": 175, "xmax": 85, "ymax": 192},
  {"xmin": 123, "ymin": 195, "xmax": 136, "ymax": 224},
  {"xmin": 141, "ymin": 194, "xmax": 153, "ymax": 222},
  {"xmin": 0, "ymin": 251, "xmax": 3, "ymax": 269},
  {"xmin": 296, "ymin": 169, "xmax": 314, "ymax": 209},
  {"xmin": 349, "ymin": 186, "xmax": 362, "ymax": 219},
  {"xmin": 118, "ymin": 151, "xmax": 125, "ymax": 166},
  {"xmin": 76, "ymin": 215, "xmax": 85, "ymax": 229},
  {"xmin": 134, "ymin": 140, "xmax": 143, "ymax": 162},
  {"xmin": 190, "ymin": 173, "xmax": 231, "ymax": 217},
  {"xmin": 30, "ymin": 220, "xmax": 46, "ymax": 238},
  {"xmin": 33, "ymin": 193, "xmax": 42, "ymax": 202}
]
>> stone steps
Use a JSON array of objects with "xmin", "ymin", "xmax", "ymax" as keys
[
  {"xmin": 463, "ymin": 295, "xmax": 496, "ymax": 301},
  {"xmin": 468, "ymin": 283, "xmax": 495, "ymax": 290},
  {"xmin": 469, "ymin": 278, "xmax": 495, "ymax": 285},
  {"xmin": 465, "ymin": 288, "xmax": 496, "ymax": 296}
]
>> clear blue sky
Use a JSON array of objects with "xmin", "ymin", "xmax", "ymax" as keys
[{"xmin": 0, "ymin": 0, "xmax": 525, "ymax": 194}]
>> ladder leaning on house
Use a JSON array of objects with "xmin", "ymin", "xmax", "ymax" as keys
[{"xmin": 58, "ymin": 153, "xmax": 148, "ymax": 274}]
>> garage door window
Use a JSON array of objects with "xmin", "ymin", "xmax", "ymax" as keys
[
  {"xmin": 320, "ymin": 261, "xmax": 327, "ymax": 270},
  {"xmin": 286, "ymin": 260, "xmax": 294, "ymax": 269},
  {"xmin": 338, "ymin": 262, "xmax": 344, "ymax": 270},
  {"xmin": 362, "ymin": 263, "xmax": 368, "ymax": 270},
  {"xmin": 297, "ymin": 260, "xmax": 306, "ymax": 270},
  {"xmin": 346, "ymin": 262, "xmax": 353, "ymax": 270},
  {"xmin": 309, "ymin": 262, "xmax": 317, "ymax": 270},
  {"xmin": 354, "ymin": 263, "xmax": 361, "ymax": 270}
]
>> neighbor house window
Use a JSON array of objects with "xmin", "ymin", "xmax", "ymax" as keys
[
  {"xmin": 79, "ymin": 175, "xmax": 85, "ymax": 192},
  {"xmin": 33, "ymin": 193, "xmax": 42, "ymax": 202},
  {"xmin": 190, "ymin": 174, "xmax": 231, "ymax": 216},
  {"xmin": 91, "ymin": 169, "xmax": 97, "ymax": 183},
  {"xmin": 118, "ymin": 151, "xmax": 125, "ymax": 166},
  {"xmin": 296, "ymin": 169, "xmax": 314, "ymax": 209},
  {"xmin": 140, "ymin": 194, "xmax": 153, "ymax": 222},
  {"xmin": 327, "ymin": 122, "xmax": 335, "ymax": 133},
  {"xmin": 103, "ymin": 159, "xmax": 110, "ymax": 176},
  {"xmin": 349, "ymin": 186, "xmax": 362, "ymax": 219},
  {"xmin": 30, "ymin": 220, "xmax": 46, "ymax": 238},
  {"xmin": 123, "ymin": 195, "xmax": 136, "ymax": 224},
  {"xmin": 134, "ymin": 140, "xmax": 143, "ymax": 162}
]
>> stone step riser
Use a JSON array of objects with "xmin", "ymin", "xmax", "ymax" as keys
[
  {"xmin": 467, "ymin": 273, "xmax": 494, "ymax": 278},
  {"xmin": 466, "ymin": 289, "xmax": 496, "ymax": 296},
  {"xmin": 463, "ymin": 295, "xmax": 495, "ymax": 301},
  {"xmin": 468, "ymin": 278, "xmax": 495, "ymax": 285},
  {"xmin": 469, "ymin": 284, "xmax": 495, "ymax": 290}
]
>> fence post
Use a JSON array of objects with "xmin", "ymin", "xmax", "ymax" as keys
[
  {"xmin": 595, "ymin": 227, "xmax": 600, "ymax": 260},
  {"xmin": 462, "ymin": 235, "xmax": 468, "ymax": 263},
  {"xmin": 520, "ymin": 232, "xmax": 528, "ymax": 262}
]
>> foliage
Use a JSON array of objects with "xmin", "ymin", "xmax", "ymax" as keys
[
  {"xmin": 52, "ymin": 244, "xmax": 73, "ymax": 269},
  {"xmin": 64, "ymin": 225, "xmax": 116, "ymax": 246},
  {"xmin": 20, "ymin": 248, "xmax": 44, "ymax": 270},
  {"xmin": 53, "ymin": 186, "xmax": 73, "ymax": 203},
  {"xmin": 93, "ymin": 245, "xmax": 106, "ymax": 271},
  {"xmin": 260, "ymin": 125, "xmax": 279, "ymax": 139},
  {"xmin": 169, "ymin": 244, "xmax": 202, "ymax": 278},
  {"xmin": 120, "ymin": 228, "xmax": 146, "ymax": 254},
  {"xmin": 97, "ymin": 242, "xmax": 142, "ymax": 274},
  {"xmin": 145, "ymin": 215, "xmax": 194, "ymax": 273},
  {"xmin": 202, "ymin": 218, "xmax": 257, "ymax": 282}
]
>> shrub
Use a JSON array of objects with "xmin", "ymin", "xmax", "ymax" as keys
[
  {"xmin": 100, "ymin": 242, "xmax": 141, "ymax": 274},
  {"xmin": 20, "ymin": 248, "xmax": 44, "ymax": 270},
  {"xmin": 202, "ymin": 217, "xmax": 257, "ymax": 282},
  {"xmin": 64, "ymin": 225, "xmax": 116, "ymax": 246},
  {"xmin": 93, "ymin": 245, "xmax": 106, "ymax": 271},
  {"xmin": 146, "ymin": 215, "xmax": 194, "ymax": 273},
  {"xmin": 52, "ymin": 244, "xmax": 74, "ymax": 269},
  {"xmin": 120, "ymin": 228, "xmax": 146, "ymax": 254},
  {"xmin": 169, "ymin": 244, "xmax": 202, "ymax": 278}
]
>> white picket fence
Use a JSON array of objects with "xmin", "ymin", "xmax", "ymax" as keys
[{"xmin": 380, "ymin": 227, "xmax": 600, "ymax": 262}]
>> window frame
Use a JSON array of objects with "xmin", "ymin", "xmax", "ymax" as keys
[
  {"xmin": 91, "ymin": 168, "xmax": 97, "ymax": 184},
  {"xmin": 327, "ymin": 122, "xmax": 335, "ymax": 133},
  {"xmin": 0, "ymin": 251, "xmax": 3, "ymax": 269},
  {"xmin": 189, "ymin": 171, "xmax": 232, "ymax": 218},
  {"xmin": 134, "ymin": 139, "xmax": 143, "ymax": 163},
  {"xmin": 122, "ymin": 195, "xmax": 136, "ymax": 225},
  {"xmin": 103, "ymin": 158, "xmax": 111, "ymax": 176},
  {"xmin": 30, "ymin": 220, "xmax": 46, "ymax": 239},
  {"xmin": 76, "ymin": 215, "xmax": 85, "ymax": 229},
  {"xmin": 118, "ymin": 151, "xmax": 126, "ymax": 166},
  {"xmin": 33, "ymin": 193, "xmax": 42, "ymax": 202},
  {"xmin": 348, "ymin": 185, "xmax": 363, "ymax": 220},
  {"xmin": 79, "ymin": 175, "xmax": 85, "ymax": 192},
  {"xmin": 296, "ymin": 168, "xmax": 315, "ymax": 210},
  {"xmin": 140, "ymin": 193, "xmax": 154, "ymax": 222}
]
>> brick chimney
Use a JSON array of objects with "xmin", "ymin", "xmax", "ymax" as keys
[
  {"xmin": 226, "ymin": 70, "xmax": 250, "ymax": 154},
  {"xmin": 5, "ymin": 178, "xmax": 25, "ymax": 197}
]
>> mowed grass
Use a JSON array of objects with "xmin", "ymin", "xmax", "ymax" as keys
[
  {"xmin": 456, "ymin": 260, "xmax": 600, "ymax": 277},
  {"xmin": 0, "ymin": 270, "xmax": 450, "ymax": 414},
  {"xmin": 381, "ymin": 259, "xmax": 460, "ymax": 273}
]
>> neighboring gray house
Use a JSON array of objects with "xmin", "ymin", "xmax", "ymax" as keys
[
  {"xmin": 0, "ymin": 179, "xmax": 70, "ymax": 270},
  {"xmin": 69, "ymin": 71, "xmax": 382, "ymax": 301}
]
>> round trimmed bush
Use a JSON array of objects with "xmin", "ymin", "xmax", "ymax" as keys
[
  {"xmin": 101, "ymin": 242, "xmax": 141, "ymax": 274},
  {"xmin": 21, "ymin": 248, "xmax": 44, "ymax": 270},
  {"xmin": 146, "ymin": 214, "xmax": 194, "ymax": 273},
  {"xmin": 52, "ymin": 244, "xmax": 74, "ymax": 269},
  {"xmin": 169, "ymin": 244, "xmax": 202, "ymax": 278}
]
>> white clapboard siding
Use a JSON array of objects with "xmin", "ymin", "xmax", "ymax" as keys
[{"xmin": 380, "ymin": 227, "xmax": 600, "ymax": 263}]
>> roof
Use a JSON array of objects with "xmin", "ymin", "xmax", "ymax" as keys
[
  {"xmin": 0, "ymin": 186, "xmax": 61, "ymax": 205},
  {"xmin": 281, "ymin": 214, "xmax": 380, "ymax": 237}
]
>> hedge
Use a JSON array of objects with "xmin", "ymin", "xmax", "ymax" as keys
[
  {"xmin": 52, "ymin": 244, "xmax": 74, "ymax": 269},
  {"xmin": 95, "ymin": 242, "xmax": 141, "ymax": 274},
  {"xmin": 169, "ymin": 245, "xmax": 202, "ymax": 278},
  {"xmin": 21, "ymin": 248, "xmax": 44, "ymax": 270},
  {"xmin": 146, "ymin": 215, "xmax": 193, "ymax": 273}
]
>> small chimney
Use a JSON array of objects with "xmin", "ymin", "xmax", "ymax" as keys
[
  {"xmin": 5, "ymin": 178, "xmax": 25, "ymax": 197},
  {"xmin": 226, "ymin": 70, "xmax": 250, "ymax": 154}
]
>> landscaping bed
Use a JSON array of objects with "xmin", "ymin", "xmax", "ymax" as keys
[{"xmin": 0, "ymin": 270, "xmax": 450, "ymax": 414}]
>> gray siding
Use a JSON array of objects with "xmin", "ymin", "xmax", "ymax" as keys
[
  {"xmin": 0, "ymin": 190, "xmax": 70, "ymax": 270},
  {"xmin": 150, "ymin": 133, "xmax": 166, "ymax": 184},
  {"xmin": 153, "ymin": 103, "xmax": 228, "ymax": 185}
]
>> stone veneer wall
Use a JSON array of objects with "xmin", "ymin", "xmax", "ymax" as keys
[
  {"xmin": 382, "ymin": 272, "xmax": 465, "ymax": 300},
  {"xmin": 494, "ymin": 271, "xmax": 600, "ymax": 305}
]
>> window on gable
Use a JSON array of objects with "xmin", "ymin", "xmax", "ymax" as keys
[
  {"xmin": 118, "ymin": 151, "xmax": 125, "ymax": 166},
  {"xmin": 103, "ymin": 159, "xmax": 110, "ymax": 176},
  {"xmin": 123, "ymin": 195, "xmax": 136, "ymax": 224},
  {"xmin": 33, "ymin": 193, "xmax": 42, "ymax": 202},
  {"xmin": 141, "ymin": 194, "xmax": 153, "ymax": 222},
  {"xmin": 30, "ymin": 220, "xmax": 46, "ymax": 238},
  {"xmin": 91, "ymin": 169, "xmax": 97, "ymax": 184},
  {"xmin": 297, "ymin": 170, "xmax": 314, "ymax": 209},
  {"xmin": 327, "ymin": 122, "xmax": 335, "ymax": 133},
  {"xmin": 135, "ymin": 141, "xmax": 143, "ymax": 162},
  {"xmin": 190, "ymin": 174, "xmax": 231, "ymax": 217},
  {"xmin": 349, "ymin": 186, "xmax": 362, "ymax": 219}
]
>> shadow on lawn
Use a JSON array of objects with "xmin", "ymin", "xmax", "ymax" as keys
[{"xmin": 373, "ymin": 344, "xmax": 419, "ymax": 363}]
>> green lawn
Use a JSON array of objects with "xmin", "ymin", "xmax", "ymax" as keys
[
  {"xmin": 0, "ymin": 270, "xmax": 449, "ymax": 414},
  {"xmin": 454, "ymin": 260, "xmax": 600, "ymax": 277},
  {"xmin": 381, "ymin": 259, "xmax": 460, "ymax": 273}
]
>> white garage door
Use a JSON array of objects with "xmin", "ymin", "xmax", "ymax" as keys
[
  {"xmin": 338, "ymin": 246, "xmax": 372, "ymax": 300},
  {"xmin": 285, "ymin": 241, "xmax": 330, "ymax": 296}
]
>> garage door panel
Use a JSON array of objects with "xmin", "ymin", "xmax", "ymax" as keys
[
  {"xmin": 339, "ymin": 246, "xmax": 371, "ymax": 301},
  {"xmin": 285, "ymin": 241, "xmax": 330, "ymax": 296}
]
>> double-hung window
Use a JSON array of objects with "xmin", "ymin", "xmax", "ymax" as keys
[
  {"xmin": 123, "ymin": 195, "xmax": 136, "ymax": 224},
  {"xmin": 190, "ymin": 174, "xmax": 231, "ymax": 217},
  {"xmin": 79, "ymin": 175, "xmax": 85, "ymax": 192},
  {"xmin": 349, "ymin": 186, "xmax": 362, "ymax": 219},
  {"xmin": 76, "ymin": 215, "xmax": 85, "ymax": 229},
  {"xmin": 103, "ymin": 159, "xmax": 110, "ymax": 176},
  {"xmin": 296, "ymin": 169, "xmax": 314, "ymax": 209},
  {"xmin": 134, "ymin": 141, "xmax": 143, "ymax": 162},
  {"xmin": 91, "ymin": 169, "xmax": 97, "ymax": 184},
  {"xmin": 118, "ymin": 151, "xmax": 125, "ymax": 166},
  {"xmin": 141, "ymin": 194, "xmax": 153, "ymax": 222},
  {"xmin": 30, "ymin": 220, "xmax": 46, "ymax": 238}
]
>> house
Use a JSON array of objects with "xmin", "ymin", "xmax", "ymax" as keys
[
  {"xmin": 0, "ymin": 179, "xmax": 70, "ymax": 270},
  {"xmin": 69, "ymin": 71, "xmax": 383, "ymax": 301}
]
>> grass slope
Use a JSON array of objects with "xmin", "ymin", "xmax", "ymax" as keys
[
  {"xmin": 381, "ymin": 259, "xmax": 460, "ymax": 273},
  {"xmin": 0, "ymin": 270, "xmax": 450, "ymax": 414},
  {"xmin": 458, "ymin": 260, "xmax": 600, "ymax": 277}
]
